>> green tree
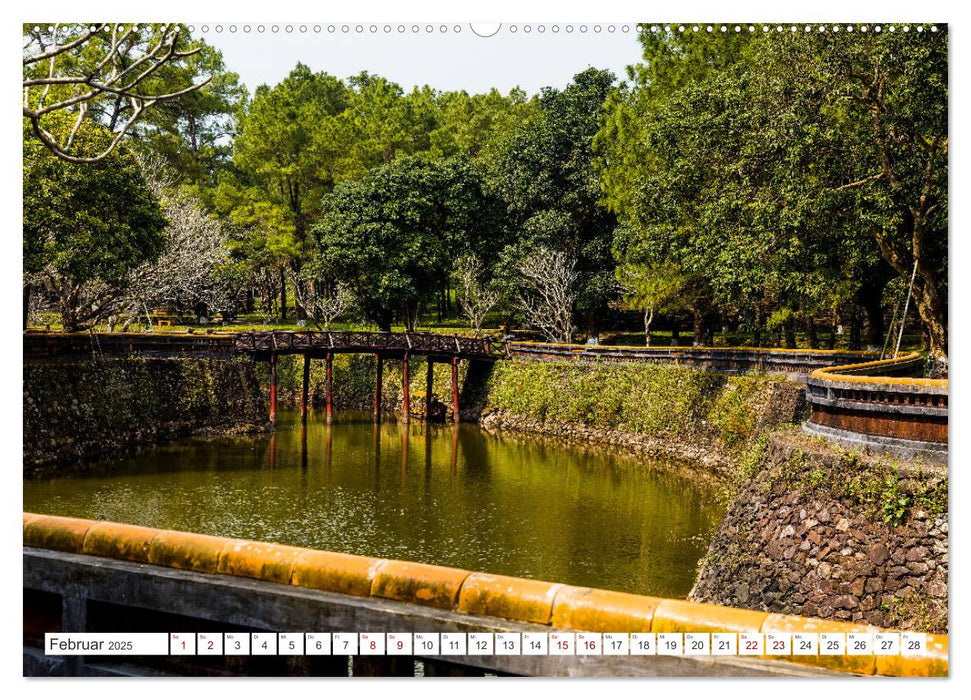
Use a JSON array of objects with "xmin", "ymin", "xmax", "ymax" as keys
[
  {"xmin": 208, "ymin": 175, "xmax": 298, "ymax": 320},
  {"xmin": 337, "ymin": 74, "xmax": 439, "ymax": 176},
  {"xmin": 312, "ymin": 156, "xmax": 499, "ymax": 331},
  {"xmin": 429, "ymin": 88, "xmax": 535, "ymax": 159},
  {"xmin": 613, "ymin": 227, "xmax": 686, "ymax": 346},
  {"xmin": 132, "ymin": 40, "xmax": 247, "ymax": 186},
  {"xmin": 24, "ymin": 115, "xmax": 167, "ymax": 330},
  {"xmin": 486, "ymin": 68, "xmax": 619, "ymax": 338},
  {"xmin": 814, "ymin": 30, "xmax": 948, "ymax": 361},
  {"xmin": 233, "ymin": 63, "xmax": 350, "ymax": 317},
  {"xmin": 597, "ymin": 28, "xmax": 947, "ymax": 359}
]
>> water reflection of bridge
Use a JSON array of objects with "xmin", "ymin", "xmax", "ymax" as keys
[
  {"xmin": 233, "ymin": 331, "xmax": 503, "ymax": 427},
  {"xmin": 281, "ymin": 417, "xmax": 461, "ymax": 493}
]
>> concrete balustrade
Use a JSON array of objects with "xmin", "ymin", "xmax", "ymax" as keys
[
  {"xmin": 22, "ymin": 513, "xmax": 947, "ymax": 676},
  {"xmin": 804, "ymin": 352, "xmax": 948, "ymax": 462}
]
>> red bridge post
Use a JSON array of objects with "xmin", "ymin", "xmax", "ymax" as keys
[
  {"xmin": 325, "ymin": 352, "xmax": 333, "ymax": 425},
  {"xmin": 425, "ymin": 359, "xmax": 434, "ymax": 422},
  {"xmin": 451, "ymin": 357, "xmax": 460, "ymax": 424},
  {"xmin": 301, "ymin": 354, "xmax": 310, "ymax": 424},
  {"xmin": 374, "ymin": 354, "xmax": 383, "ymax": 423},
  {"xmin": 269, "ymin": 353, "xmax": 277, "ymax": 425},
  {"xmin": 402, "ymin": 353, "xmax": 411, "ymax": 424}
]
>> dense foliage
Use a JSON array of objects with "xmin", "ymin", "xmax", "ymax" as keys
[
  {"xmin": 23, "ymin": 116, "xmax": 167, "ymax": 330},
  {"xmin": 597, "ymin": 27, "xmax": 948, "ymax": 359},
  {"xmin": 22, "ymin": 25, "xmax": 948, "ymax": 366}
]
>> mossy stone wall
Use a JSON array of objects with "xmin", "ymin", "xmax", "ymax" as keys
[
  {"xmin": 477, "ymin": 360, "xmax": 806, "ymax": 469},
  {"xmin": 24, "ymin": 357, "xmax": 269, "ymax": 475}
]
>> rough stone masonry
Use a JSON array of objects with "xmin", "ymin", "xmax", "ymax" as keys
[{"xmin": 690, "ymin": 431, "xmax": 947, "ymax": 633}]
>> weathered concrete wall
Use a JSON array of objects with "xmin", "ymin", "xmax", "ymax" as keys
[
  {"xmin": 24, "ymin": 357, "xmax": 269, "ymax": 475},
  {"xmin": 803, "ymin": 353, "xmax": 948, "ymax": 463},
  {"xmin": 23, "ymin": 514, "xmax": 949, "ymax": 676},
  {"xmin": 691, "ymin": 431, "xmax": 947, "ymax": 633}
]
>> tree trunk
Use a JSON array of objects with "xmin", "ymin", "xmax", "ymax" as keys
[
  {"xmin": 692, "ymin": 308, "xmax": 704, "ymax": 347},
  {"xmin": 704, "ymin": 310, "xmax": 717, "ymax": 346},
  {"xmin": 859, "ymin": 285, "xmax": 885, "ymax": 350},
  {"xmin": 848, "ymin": 306, "xmax": 862, "ymax": 351},
  {"xmin": 671, "ymin": 319, "xmax": 681, "ymax": 346},
  {"xmin": 752, "ymin": 306, "xmax": 763, "ymax": 347},
  {"xmin": 585, "ymin": 312, "xmax": 600, "ymax": 344},
  {"xmin": 783, "ymin": 323, "xmax": 796, "ymax": 349},
  {"xmin": 279, "ymin": 268, "xmax": 287, "ymax": 321},
  {"xmin": 692, "ymin": 306, "xmax": 717, "ymax": 346},
  {"xmin": 912, "ymin": 280, "xmax": 947, "ymax": 359},
  {"xmin": 644, "ymin": 307, "xmax": 654, "ymax": 347},
  {"xmin": 805, "ymin": 318, "xmax": 818, "ymax": 349},
  {"xmin": 873, "ymin": 219, "xmax": 946, "ymax": 361}
]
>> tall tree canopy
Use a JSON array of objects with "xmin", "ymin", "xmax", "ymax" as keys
[
  {"xmin": 133, "ymin": 41, "xmax": 246, "ymax": 186},
  {"xmin": 233, "ymin": 63, "xmax": 350, "ymax": 248},
  {"xmin": 597, "ymin": 27, "xmax": 947, "ymax": 359},
  {"xmin": 312, "ymin": 155, "xmax": 501, "ymax": 331},
  {"xmin": 486, "ymin": 68, "xmax": 619, "ymax": 335},
  {"xmin": 24, "ymin": 115, "xmax": 167, "ymax": 330}
]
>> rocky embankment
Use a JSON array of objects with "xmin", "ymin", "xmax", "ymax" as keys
[{"xmin": 691, "ymin": 430, "xmax": 948, "ymax": 633}]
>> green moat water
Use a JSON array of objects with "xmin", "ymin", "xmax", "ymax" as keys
[{"xmin": 22, "ymin": 410, "xmax": 725, "ymax": 599}]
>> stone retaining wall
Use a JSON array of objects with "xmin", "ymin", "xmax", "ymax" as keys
[
  {"xmin": 23, "ymin": 357, "xmax": 270, "ymax": 475},
  {"xmin": 691, "ymin": 431, "xmax": 947, "ymax": 634}
]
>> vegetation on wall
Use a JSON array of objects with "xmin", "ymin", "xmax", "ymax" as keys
[{"xmin": 483, "ymin": 360, "xmax": 790, "ymax": 455}]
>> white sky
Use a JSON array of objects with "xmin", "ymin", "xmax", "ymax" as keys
[{"xmin": 200, "ymin": 23, "xmax": 645, "ymax": 96}]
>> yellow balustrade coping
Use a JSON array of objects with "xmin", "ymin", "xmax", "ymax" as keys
[
  {"xmin": 22, "ymin": 513, "xmax": 947, "ymax": 677},
  {"xmin": 810, "ymin": 352, "xmax": 948, "ymax": 388}
]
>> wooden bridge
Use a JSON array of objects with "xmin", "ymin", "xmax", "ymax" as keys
[
  {"xmin": 233, "ymin": 330, "xmax": 501, "ymax": 360},
  {"xmin": 233, "ymin": 331, "xmax": 504, "ymax": 427}
]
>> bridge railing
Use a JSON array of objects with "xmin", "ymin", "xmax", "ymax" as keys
[
  {"xmin": 803, "ymin": 353, "xmax": 947, "ymax": 462},
  {"xmin": 23, "ymin": 514, "xmax": 947, "ymax": 677},
  {"xmin": 232, "ymin": 331, "xmax": 502, "ymax": 358},
  {"xmin": 507, "ymin": 341, "xmax": 879, "ymax": 377}
]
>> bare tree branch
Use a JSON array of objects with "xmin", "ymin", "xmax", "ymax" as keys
[
  {"xmin": 455, "ymin": 255, "xmax": 499, "ymax": 338},
  {"xmin": 23, "ymin": 23, "xmax": 210, "ymax": 163},
  {"xmin": 514, "ymin": 247, "xmax": 578, "ymax": 343},
  {"xmin": 291, "ymin": 276, "xmax": 353, "ymax": 331}
]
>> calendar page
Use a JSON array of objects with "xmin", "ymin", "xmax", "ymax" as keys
[{"xmin": 19, "ymin": 0, "xmax": 952, "ymax": 689}]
